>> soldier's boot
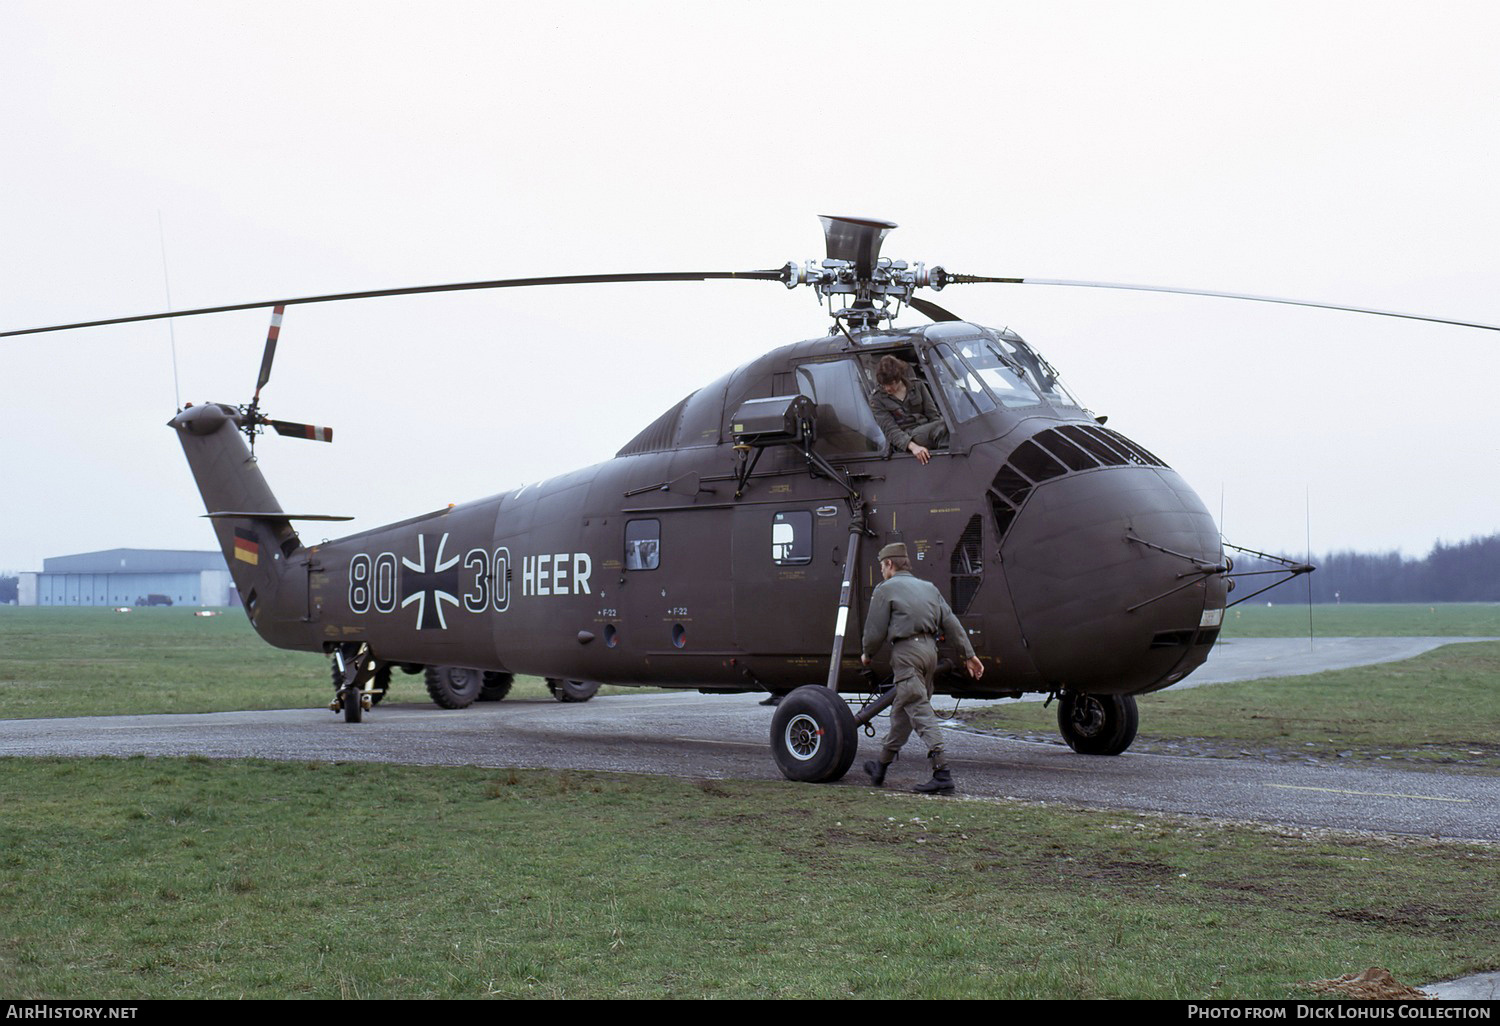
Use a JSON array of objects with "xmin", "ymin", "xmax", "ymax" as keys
[
  {"xmin": 912, "ymin": 751, "xmax": 955, "ymax": 795},
  {"xmin": 863, "ymin": 757, "xmax": 892, "ymax": 787}
]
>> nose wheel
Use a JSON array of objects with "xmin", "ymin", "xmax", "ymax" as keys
[{"xmin": 1057, "ymin": 692, "xmax": 1139, "ymax": 755}]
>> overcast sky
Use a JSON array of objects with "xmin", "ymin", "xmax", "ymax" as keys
[{"xmin": 3, "ymin": 0, "xmax": 1497, "ymax": 573}]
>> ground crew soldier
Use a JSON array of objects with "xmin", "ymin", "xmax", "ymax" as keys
[{"xmin": 860, "ymin": 542, "xmax": 984, "ymax": 793}]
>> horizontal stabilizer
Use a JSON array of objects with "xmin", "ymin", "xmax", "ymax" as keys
[
  {"xmin": 204, "ymin": 511, "xmax": 354, "ymax": 521},
  {"xmin": 268, "ymin": 419, "xmax": 333, "ymax": 442}
]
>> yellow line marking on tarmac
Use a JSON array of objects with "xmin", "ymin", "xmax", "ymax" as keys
[
  {"xmin": 675, "ymin": 737, "xmax": 762, "ymax": 747},
  {"xmin": 1269, "ymin": 783, "xmax": 1471, "ymax": 803}
]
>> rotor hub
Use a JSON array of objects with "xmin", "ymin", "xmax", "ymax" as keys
[{"xmin": 781, "ymin": 215, "xmax": 950, "ymax": 330}]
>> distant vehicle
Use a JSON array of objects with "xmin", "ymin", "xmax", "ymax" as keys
[{"xmin": 136, "ymin": 594, "xmax": 173, "ymax": 607}]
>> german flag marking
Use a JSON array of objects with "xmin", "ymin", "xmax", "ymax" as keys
[{"xmin": 233, "ymin": 528, "xmax": 260, "ymax": 566}]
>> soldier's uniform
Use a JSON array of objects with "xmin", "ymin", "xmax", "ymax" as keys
[
  {"xmin": 861, "ymin": 543, "xmax": 976, "ymax": 792},
  {"xmin": 869, "ymin": 379, "xmax": 948, "ymax": 454}
]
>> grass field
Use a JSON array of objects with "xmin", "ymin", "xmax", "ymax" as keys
[
  {"xmin": 3, "ymin": 604, "xmax": 1497, "ymax": 999},
  {"xmin": 3, "ymin": 603, "xmax": 1497, "ymax": 722},
  {"xmin": 1219, "ymin": 601, "xmax": 1500, "ymax": 638},
  {"xmin": 0, "ymin": 607, "xmax": 613, "ymax": 719},
  {"xmin": 959, "ymin": 641, "xmax": 1500, "ymax": 773},
  {"xmin": 1, "ymin": 757, "xmax": 1495, "ymax": 1000}
]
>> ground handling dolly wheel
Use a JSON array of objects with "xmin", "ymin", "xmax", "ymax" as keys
[{"xmin": 770, "ymin": 685, "xmax": 858, "ymax": 783}]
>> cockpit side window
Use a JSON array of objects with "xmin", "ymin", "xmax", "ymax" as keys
[
  {"xmin": 793, "ymin": 359, "xmax": 885, "ymax": 454},
  {"xmin": 929, "ymin": 343, "xmax": 1001, "ymax": 422}
]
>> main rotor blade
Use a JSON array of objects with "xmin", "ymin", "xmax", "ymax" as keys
[
  {"xmin": 0, "ymin": 269, "xmax": 788, "ymax": 338},
  {"xmin": 907, "ymin": 297, "xmax": 963, "ymax": 323},
  {"xmin": 949, "ymin": 275, "xmax": 1500, "ymax": 332}
]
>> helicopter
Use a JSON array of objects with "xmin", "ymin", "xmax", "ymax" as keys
[{"xmin": 8, "ymin": 215, "xmax": 1496, "ymax": 783}]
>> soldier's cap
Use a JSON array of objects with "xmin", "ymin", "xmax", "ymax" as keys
[{"xmin": 877, "ymin": 542, "xmax": 908, "ymax": 562}]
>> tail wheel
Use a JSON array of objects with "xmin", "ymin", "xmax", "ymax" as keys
[
  {"xmin": 1057, "ymin": 692, "xmax": 1139, "ymax": 755},
  {"xmin": 770, "ymin": 685, "xmax": 858, "ymax": 783},
  {"xmin": 329, "ymin": 650, "xmax": 388, "ymax": 720},
  {"xmin": 478, "ymin": 672, "xmax": 514, "ymax": 702},
  {"xmin": 546, "ymin": 678, "xmax": 600, "ymax": 703},
  {"xmin": 424, "ymin": 666, "xmax": 483, "ymax": 709}
]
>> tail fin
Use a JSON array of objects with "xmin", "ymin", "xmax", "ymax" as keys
[{"xmin": 169, "ymin": 403, "xmax": 302, "ymax": 613}]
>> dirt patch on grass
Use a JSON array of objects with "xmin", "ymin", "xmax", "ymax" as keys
[
  {"xmin": 1303, "ymin": 967, "xmax": 1432, "ymax": 1000},
  {"xmin": 1325, "ymin": 903, "xmax": 1474, "ymax": 935}
]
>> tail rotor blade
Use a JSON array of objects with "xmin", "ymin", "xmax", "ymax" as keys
[
  {"xmin": 256, "ymin": 305, "xmax": 284, "ymax": 392},
  {"xmin": 268, "ymin": 419, "xmax": 333, "ymax": 443}
]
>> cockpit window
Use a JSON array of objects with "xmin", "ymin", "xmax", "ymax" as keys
[
  {"xmin": 794, "ymin": 360, "xmax": 885, "ymax": 454},
  {"xmin": 929, "ymin": 335, "xmax": 1084, "ymax": 413},
  {"xmin": 986, "ymin": 334, "xmax": 1082, "ymax": 409},
  {"xmin": 929, "ymin": 343, "xmax": 1002, "ymax": 422}
]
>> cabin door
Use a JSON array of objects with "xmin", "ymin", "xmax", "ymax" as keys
[{"xmin": 731, "ymin": 502, "xmax": 849, "ymax": 667}]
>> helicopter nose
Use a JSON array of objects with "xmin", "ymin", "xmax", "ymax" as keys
[{"xmin": 1000, "ymin": 466, "xmax": 1225, "ymax": 694}]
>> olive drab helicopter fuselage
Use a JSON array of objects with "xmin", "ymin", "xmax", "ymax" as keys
[
  {"xmin": 21, "ymin": 214, "xmax": 1489, "ymax": 783},
  {"xmin": 172, "ymin": 318, "xmax": 1227, "ymax": 709}
]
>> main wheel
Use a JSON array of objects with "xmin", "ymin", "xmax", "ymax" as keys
[
  {"xmin": 1057, "ymin": 692, "xmax": 1139, "ymax": 755},
  {"xmin": 545, "ymin": 678, "xmax": 600, "ymax": 703},
  {"xmin": 425, "ymin": 666, "xmax": 483, "ymax": 709},
  {"xmin": 478, "ymin": 671, "xmax": 514, "ymax": 702},
  {"xmin": 770, "ymin": 685, "xmax": 858, "ymax": 783}
]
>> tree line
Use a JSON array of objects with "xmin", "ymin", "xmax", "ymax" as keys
[{"xmin": 1230, "ymin": 532, "xmax": 1500, "ymax": 604}]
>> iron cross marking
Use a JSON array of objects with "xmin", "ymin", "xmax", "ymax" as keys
[{"xmin": 401, "ymin": 533, "xmax": 461, "ymax": 630}]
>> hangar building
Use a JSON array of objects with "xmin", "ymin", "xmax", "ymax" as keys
[{"xmin": 17, "ymin": 549, "xmax": 237, "ymax": 607}]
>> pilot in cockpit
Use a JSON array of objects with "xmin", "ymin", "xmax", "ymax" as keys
[{"xmin": 868, "ymin": 355, "xmax": 948, "ymax": 465}]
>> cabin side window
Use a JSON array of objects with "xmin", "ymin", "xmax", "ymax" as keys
[
  {"xmin": 771, "ymin": 510, "xmax": 813, "ymax": 565},
  {"xmin": 624, "ymin": 519, "xmax": 660, "ymax": 571}
]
